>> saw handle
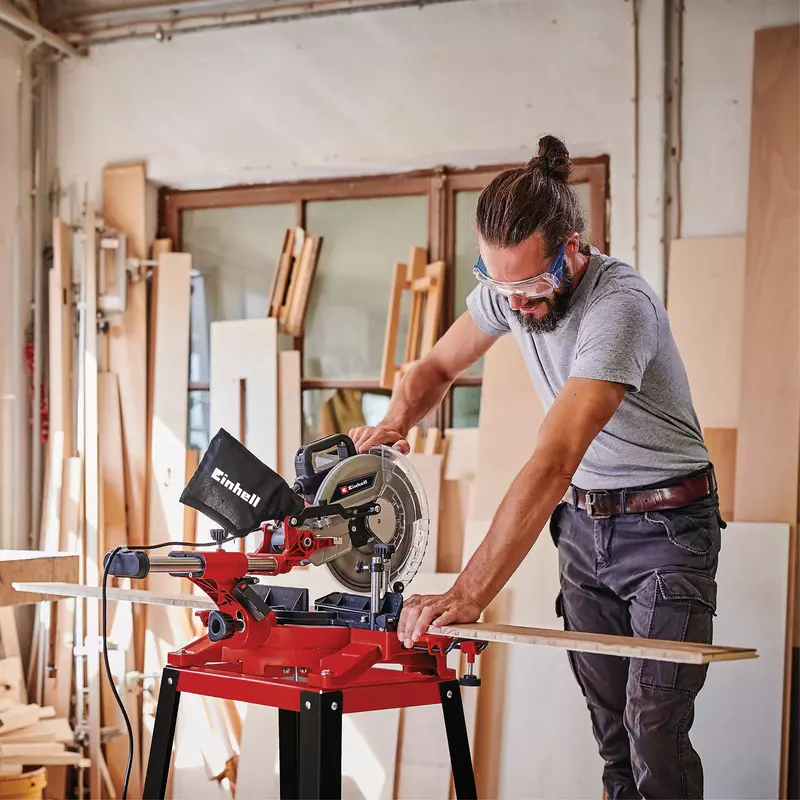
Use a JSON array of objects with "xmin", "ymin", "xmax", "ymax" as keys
[{"xmin": 293, "ymin": 434, "xmax": 357, "ymax": 497}]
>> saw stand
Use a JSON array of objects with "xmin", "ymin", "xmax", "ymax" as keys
[{"xmin": 140, "ymin": 546, "xmax": 481, "ymax": 800}]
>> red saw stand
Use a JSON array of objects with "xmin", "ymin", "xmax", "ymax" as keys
[{"xmin": 110, "ymin": 520, "xmax": 485, "ymax": 800}]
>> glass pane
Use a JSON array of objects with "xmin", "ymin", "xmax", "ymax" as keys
[
  {"xmin": 302, "ymin": 389, "xmax": 391, "ymax": 443},
  {"xmin": 182, "ymin": 203, "xmax": 297, "ymax": 442},
  {"xmin": 304, "ymin": 196, "xmax": 428, "ymax": 379},
  {"xmin": 452, "ymin": 386, "xmax": 481, "ymax": 428}
]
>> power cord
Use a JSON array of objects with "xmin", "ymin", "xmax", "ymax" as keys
[{"xmin": 102, "ymin": 537, "xmax": 232, "ymax": 799}]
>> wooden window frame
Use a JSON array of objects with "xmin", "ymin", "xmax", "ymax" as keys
[{"xmin": 161, "ymin": 157, "xmax": 610, "ymax": 427}]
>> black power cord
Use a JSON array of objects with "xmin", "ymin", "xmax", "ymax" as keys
[{"xmin": 102, "ymin": 537, "xmax": 232, "ymax": 799}]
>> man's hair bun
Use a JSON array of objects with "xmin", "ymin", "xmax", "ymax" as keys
[{"xmin": 526, "ymin": 134, "xmax": 572, "ymax": 183}]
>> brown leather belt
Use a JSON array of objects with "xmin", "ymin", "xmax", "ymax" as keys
[{"xmin": 564, "ymin": 471, "xmax": 716, "ymax": 519}]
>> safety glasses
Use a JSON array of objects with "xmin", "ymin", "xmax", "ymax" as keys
[{"xmin": 473, "ymin": 242, "xmax": 566, "ymax": 300}]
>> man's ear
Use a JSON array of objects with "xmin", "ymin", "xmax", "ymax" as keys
[{"xmin": 566, "ymin": 232, "xmax": 581, "ymax": 254}]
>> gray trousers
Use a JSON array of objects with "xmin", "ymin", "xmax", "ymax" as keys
[{"xmin": 551, "ymin": 491, "xmax": 723, "ymax": 799}]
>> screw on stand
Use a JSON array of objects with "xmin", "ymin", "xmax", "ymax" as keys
[{"xmin": 210, "ymin": 528, "xmax": 228, "ymax": 548}]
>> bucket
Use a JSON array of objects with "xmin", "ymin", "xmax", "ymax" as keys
[{"xmin": 0, "ymin": 767, "xmax": 47, "ymax": 799}]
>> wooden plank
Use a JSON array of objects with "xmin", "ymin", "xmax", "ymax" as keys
[
  {"xmin": 14, "ymin": 583, "xmax": 217, "ymax": 610},
  {"xmin": 144, "ymin": 251, "xmax": 194, "ymax": 795},
  {"xmin": 0, "ymin": 717, "xmax": 73, "ymax": 744},
  {"xmin": 420, "ymin": 261, "xmax": 445, "ymax": 356},
  {"xmin": 277, "ymin": 228, "xmax": 302, "ymax": 325},
  {"xmin": 432, "ymin": 622, "xmax": 757, "ymax": 665},
  {"xmin": 98, "ymin": 371, "xmax": 140, "ymax": 795},
  {"xmin": 703, "ymin": 428, "xmax": 736, "ymax": 521},
  {"xmin": 732, "ymin": 27, "xmax": 799, "ymax": 794},
  {"xmin": 267, "ymin": 228, "xmax": 294, "ymax": 318},
  {"xmin": 407, "ymin": 454, "xmax": 442, "ymax": 574},
  {"xmin": 380, "ymin": 262, "xmax": 407, "ymax": 389},
  {"xmin": 0, "ymin": 751, "xmax": 88, "ymax": 767},
  {"xmin": 667, "ymin": 237, "xmax": 745, "ymax": 429},
  {"xmin": 406, "ymin": 426, "xmax": 422, "ymax": 454},
  {"xmin": 83, "ymin": 201, "xmax": 103, "ymax": 800},
  {"xmin": 183, "ymin": 449, "xmax": 200, "ymax": 542},
  {"xmin": 277, "ymin": 351, "xmax": 301, "ymax": 481},
  {"xmin": 404, "ymin": 248, "xmax": 428, "ymax": 364},
  {"xmin": 438, "ymin": 428, "xmax": 478, "ymax": 572},
  {"xmin": 284, "ymin": 234, "xmax": 322, "ymax": 338},
  {"xmin": 0, "ymin": 705, "xmax": 40, "ymax": 735},
  {"xmin": 0, "ymin": 553, "xmax": 79, "ymax": 608}
]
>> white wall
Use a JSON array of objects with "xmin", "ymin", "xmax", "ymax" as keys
[
  {"xmin": 56, "ymin": 0, "xmax": 665, "ymax": 284},
  {"xmin": 682, "ymin": 0, "xmax": 800, "ymax": 238}
]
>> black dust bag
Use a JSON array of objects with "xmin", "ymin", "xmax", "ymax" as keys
[{"xmin": 180, "ymin": 428, "xmax": 304, "ymax": 537}]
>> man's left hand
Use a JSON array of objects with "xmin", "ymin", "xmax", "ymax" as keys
[{"xmin": 397, "ymin": 590, "xmax": 482, "ymax": 649}]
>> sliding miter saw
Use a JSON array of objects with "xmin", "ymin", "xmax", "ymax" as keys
[{"xmin": 105, "ymin": 429, "xmax": 484, "ymax": 688}]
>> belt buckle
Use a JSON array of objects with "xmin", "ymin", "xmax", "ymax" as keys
[{"xmin": 584, "ymin": 490, "xmax": 611, "ymax": 520}]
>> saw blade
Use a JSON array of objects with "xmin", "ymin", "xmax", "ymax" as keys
[{"xmin": 316, "ymin": 445, "xmax": 429, "ymax": 593}]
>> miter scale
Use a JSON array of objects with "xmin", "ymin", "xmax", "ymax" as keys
[{"xmin": 104, "ymin": 429, "xmax": 483, "ymax": 800}]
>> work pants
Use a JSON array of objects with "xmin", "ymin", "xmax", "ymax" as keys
[{"xmin": 551, "ymin": 492, "xmax": 723, "ymax": 799}]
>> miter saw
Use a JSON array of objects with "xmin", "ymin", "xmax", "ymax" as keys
[{"xmin": 104, "ymin": 429, "xmax": 482, "ymax": 800}]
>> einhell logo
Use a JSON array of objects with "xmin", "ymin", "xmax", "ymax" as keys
[
  {"xmin": 211, "ymin": 467, "xmax": 261, "ymax": 508},
  {"xmin": 344, "ymin": 478, "xmax": 369, "ymax": 494}
]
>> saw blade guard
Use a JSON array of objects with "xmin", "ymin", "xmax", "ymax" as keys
[{"xmin": 324, "ymin": 445, "xmax": 430, "ymax": 593}]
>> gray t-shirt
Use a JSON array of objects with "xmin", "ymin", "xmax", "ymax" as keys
[{"xmin": 466, "ymin": 249, "xmax": 708, "ymax": 489}]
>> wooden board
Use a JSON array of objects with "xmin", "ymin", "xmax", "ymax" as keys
[
  {"xmin": 82, "ymin": 202, "xmax": 103, "ymax": 800},
  {"xmin": 0, "ymin": 553, "xmax": 79, "ymax": 608},
  {"xmin": 732, "ymin": 27, "xmax": 799, "ymax": 793},
  {"xmin": 432, "ymin": 622, "xmax": 756, "ymax": 665},
  {"xmin": 0, "ymin": 659, "xmax": 24, "ymax": 707},
  {"xmin": 469, "ymin": 335, "xmax": 545, "ymax": 525},
  {"xmin": 667, "ymin": 237, "xmax": 746, "ymax": 429},
  {"xmin": 277, "ymin": 351, "xmax": 301, "ymax": 481},
  {"xmin": 14, "ymin": 581, "xmax": 755, "ymax": 664},
  {"xmin": 0, "ymin": 717, "xmax": 72, "ymax": 744},
  {"xmin": 407, "ymin": 454, "xmax": 442, "ymax": 574},
  {"xmin": 183, "ymin": 449, "xmax": 200, "ymax": 542},
  {"xmin": 284, "ymin": 235, "xmax": 323, "ymax": 338},
  {"xmin": 13, "ymin": 583, "xmax": 217, "ymax": 610},
  {"xmin": 0, "ymin": 705, "xmax": 40, "ymax": 735},
  {"xmin": 210, "ymin": 318, "xmax": 278, "ymax": 468},
  {"xmin": 693, "ymin": 522, "xmax": 789, "ymax": 798},
  {"xmin": 703, "ymin": 428, "xmax": 737, "ymax": 520}
]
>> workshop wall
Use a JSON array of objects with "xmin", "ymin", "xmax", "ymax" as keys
[{"xmin": 52, "ymin": 0, "xmax": 800, "ymax": 299}]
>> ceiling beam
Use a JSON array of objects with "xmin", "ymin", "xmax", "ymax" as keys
[{"xmin": 0, "ymin": 0, "xmax": 83, "ymax": 56}]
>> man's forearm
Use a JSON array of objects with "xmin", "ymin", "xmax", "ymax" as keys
[
  {"xmin": 452, "ymin": 452, "xmax": 572, "ymax": 608},
  {"xmin": 382, "ymin": 360, "xmax": 454, "ymax": 432}
]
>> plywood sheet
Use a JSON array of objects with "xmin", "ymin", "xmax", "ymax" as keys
[
  {"xmin": 732, "ymin": 28, "xmax": 799, "ymax": 791},
  {"xmin": 277, "ymin": 351, "xmax": 301, "ymax": 481},
  {"xmin": 470, "ymin": 335, "xmax": 545, "ymax": 526},
  {"xmin": 703, "ymin": 428, "xmax": 736, "ymax": 521},
  {"xmin": 667, "ymin": 237, "xmax": 745, "ymax": 429},
  {"xmin": 438, "ymin": 428, "xmax": 478, "ymax": 573},
  {"xmin": 693, "ymin": 522, "xmax": 789, "ymax": 798}
]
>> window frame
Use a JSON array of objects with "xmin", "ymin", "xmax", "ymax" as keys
[{"xmin": 160, "ymin": 158, "xmax": 610, "ymax": 428}]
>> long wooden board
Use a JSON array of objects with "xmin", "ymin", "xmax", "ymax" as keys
[
  {"xmin": 277, "ymin": 350, "xmax": 301, "ymax": 481},
  {"xmin": 432, "ymin": 622, "xmax": 757, "ymax": 665},
  {"xmin": 15, "ymin": 583, "xmax": 756, "ymax": 665},
  {"xmin": 732, "ymin": 26, "xmax": 799, "ymax": 795}
]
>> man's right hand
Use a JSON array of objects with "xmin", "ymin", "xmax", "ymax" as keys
[{"xmin": 349, "ymin": 424, "xmax": 410, "ymax": 454}]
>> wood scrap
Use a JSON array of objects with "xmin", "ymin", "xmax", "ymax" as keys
[
  {"xmin": 0, "ymin": 705, "xmax": 40, "ymax": 735},
  {"xmin": 0, "ymin": 717, "xmax": 73, "ymax": 744},
  {"xmin": 0, "ymin": 658, "xmax": 24, "ymax": 707},
  {"xmin": 380, "ymin": 247, "xmax": 446, "ymax": 389}
]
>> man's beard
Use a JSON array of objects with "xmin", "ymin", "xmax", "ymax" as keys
[{"xmin": 510, "ymin": 269, "xmax": 574, "ymax": 334}]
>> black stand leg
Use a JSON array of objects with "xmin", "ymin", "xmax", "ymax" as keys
[
  {"xmin": 440, "ymin": 680, "xmax": 478, "ymax": 800},
  {"xmin": 279, "ymin": 708, "xmax": 300, "ymax": 799},
  {"xmin": 298, "ymin": 689, "xmax": 343, "ymax": 800},
  {"xmin": 143, "ymin": 666, "xmax": 181, "ymax": 800}
]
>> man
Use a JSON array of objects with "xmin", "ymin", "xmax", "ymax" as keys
[{"xmin": 350, "ymin": 135, "xmax": 722, "ymax": 799}]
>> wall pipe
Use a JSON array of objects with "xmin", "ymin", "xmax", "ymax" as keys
[{"xmin": 0, "ymin": 1, "xmax": 81, "ymax": 57}]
